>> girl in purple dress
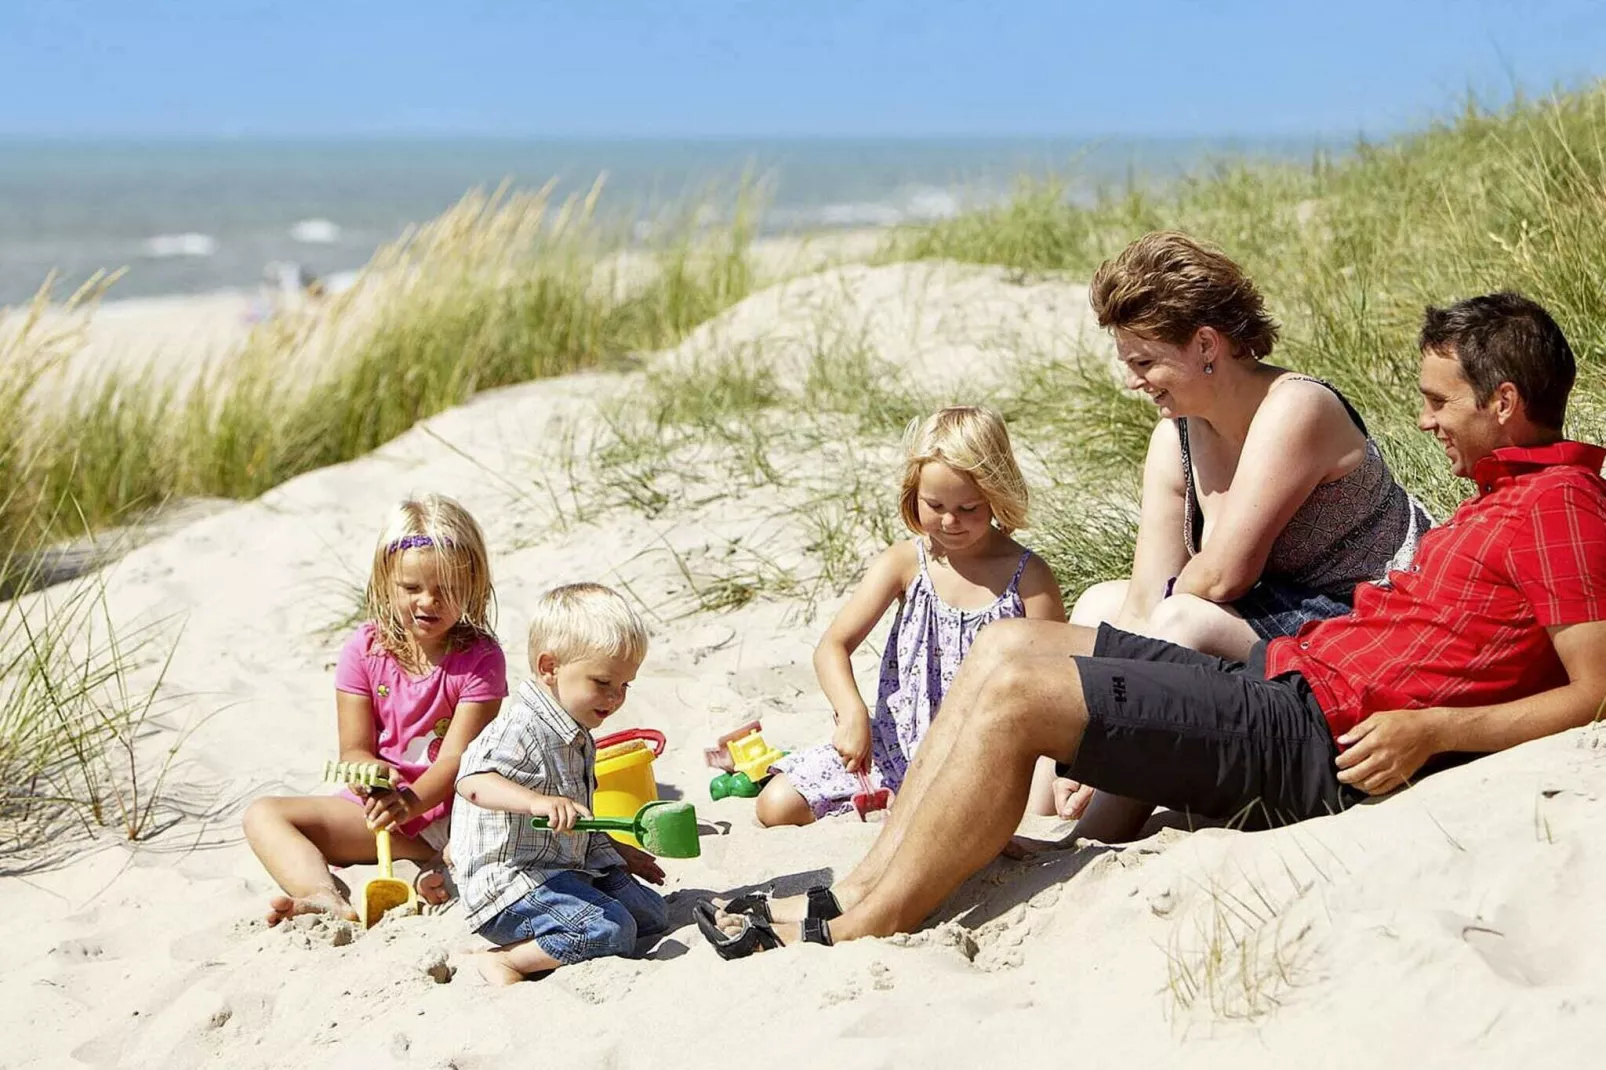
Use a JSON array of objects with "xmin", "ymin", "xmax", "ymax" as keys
[{"xmin": 757, "ymin": 407, "xmax": 1067, "ymax": 827}]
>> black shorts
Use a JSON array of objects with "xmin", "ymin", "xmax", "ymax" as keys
[{"xmin": 1061, "ymin": 625, "xmax": 1365, "ymax": 830}]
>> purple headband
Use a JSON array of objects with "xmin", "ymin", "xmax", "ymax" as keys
[{"xmin": 385, "ymin": 534, "xmax": 455, "ymax": 555}]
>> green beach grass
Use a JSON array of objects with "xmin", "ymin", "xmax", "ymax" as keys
[{"xmin": 5, "ymin": 84, "xmax": 1606, "ymax": 851}]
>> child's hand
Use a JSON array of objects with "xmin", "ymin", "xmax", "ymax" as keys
[
  {"xmin": 831, "ymin": 714, "xmax": 872, "ymax": 775},
  {"xmin": 529, "ymin": 794, "xmax": 590, "ymax": 832},
  {"xmin": 349, "ymin": 762, "xmax": 397, "ymax": 798},
  {"xmin": 363, "ymin": 786, "xmax": 419, "ymax": 832},
  {"xmin": 614, "ymin": 841, "xmax": 666, "ymax": 885}
]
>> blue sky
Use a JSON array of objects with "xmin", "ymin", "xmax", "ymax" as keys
[{"xmin": 3, "ymin": 0, "xmax": 1605, "ymax": 138}]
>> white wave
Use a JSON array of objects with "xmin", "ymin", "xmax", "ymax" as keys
[
  {"xmin": 289, "ymin": 218, "xmax": 341, "ymax": 244},
  {"xmin": 143, "ymin": 232, "xmax": 217, "ymax": 258},
  {"xmin": 776, "ymin": 186, "xmax": 968, "ymax": 230}
]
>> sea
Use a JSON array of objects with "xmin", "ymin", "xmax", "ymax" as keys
[{"xmin": 0, "ymin": 137, "xmax": 1330, "ymax": 306}]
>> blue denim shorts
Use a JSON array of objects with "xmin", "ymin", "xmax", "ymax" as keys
[{"xmin": 476, "ymin": 867, "xmax": 669, "ymax": 966}]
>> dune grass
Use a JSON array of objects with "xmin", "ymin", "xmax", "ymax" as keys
[
  {"xmin": 5, "ymin": 179, "xmax": 762, "ymax": 562},
  {"xmin": 893, "ymin": 84, "xmax": 1606, "ymax": 531}
]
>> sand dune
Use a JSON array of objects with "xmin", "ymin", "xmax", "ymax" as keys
[{"xmin": 4, "ymin": 261, "xmax": 1604, "ymax": 1069}]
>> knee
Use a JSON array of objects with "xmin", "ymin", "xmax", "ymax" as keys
[
  {"xmin": 755, "ymin": 777, "xmax": 813, "ymax": 827},
  {"xmin": 242, "ymin": 796, "xmax": 287, "ymax": 842},
  {"xmin": 596, "ymin": 904, "xmax": 639, "ymax": 958},
  {"xmin": 971, "ymin": 654, "xmax": 1044, "ymax": 732},
  {"xmin": 633, "ymin": 891, "xmax": 670, "ymax": 941},
  {"xmin": 967, "ymin": 616, "xmax": 1039, "ymax": 669},
  {"xmin": 1070, "ymin": 580, "xmax": 1126, "ymax": 628},
  {"xmin": 1144, "ymin": 593, "xmax": 1216, "ymax": 649}
]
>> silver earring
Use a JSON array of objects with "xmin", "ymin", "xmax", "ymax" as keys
[{"xmin": 1203, "ymin": 362, "xmax": 1214, "ymax": 376}]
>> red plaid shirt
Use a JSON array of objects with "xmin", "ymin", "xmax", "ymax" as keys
[{"xmin": 1266, "ymin": 441, "xmax": 1606, "ymax": 740}]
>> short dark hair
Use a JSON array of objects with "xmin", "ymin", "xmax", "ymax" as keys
[{"xmin": 1418, "ymin": 292, "xmax": 1575, "ymax": 429}]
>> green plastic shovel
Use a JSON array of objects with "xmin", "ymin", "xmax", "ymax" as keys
[{"xmin": 531, "ymin": 800, "xmax": 701, "ymax": 858}]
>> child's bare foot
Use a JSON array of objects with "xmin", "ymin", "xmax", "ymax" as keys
[
  {"xmin": 473, "ymin": 950, "xmax": 526, "ymax": 986},
  {"xmin": 266, "ymin": 892, "xmax": 357, "ymax": 926}
]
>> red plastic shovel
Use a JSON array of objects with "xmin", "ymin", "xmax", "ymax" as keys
[{"xmin": 852, "ymin": 771, "xmax": 891, "ymax": 821}]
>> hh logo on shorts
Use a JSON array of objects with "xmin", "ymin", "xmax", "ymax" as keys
[{"xmin": 1111, "ymin": 676, "xmax": 1127, "ymax": 704}]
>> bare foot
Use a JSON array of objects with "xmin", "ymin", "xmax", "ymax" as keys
[
  {"xmin": 266, "ymin": 892, "xmax": 357, "ymax": 927},
  {"xmin": 473, "ymin": 950, "xmax": 527, "ymax": 986},
  {"xmin": 718, "ymin": 884, "xmax": 857, "ymax": 925}
]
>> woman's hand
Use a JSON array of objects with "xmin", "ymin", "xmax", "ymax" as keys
[
  {"xmin": 1053, "ymin": 777, "xmax": 1093, "ymax": 821},
  {"xmin": 363, "ymin": 785, "xmax": 420, "ymax": 832},
  {"xmin": 528, "ymin": 794, "xmax": 590, "ymax": 832},
  {"xmin": 831, "ymin": 712, "xmax": 873, "ymax": 774},
  {"xmin": 614, "ymin": 841, "xmax": 667, "ymax": 885}
]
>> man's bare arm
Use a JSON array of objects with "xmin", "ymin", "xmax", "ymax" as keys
[{"xmin": 1337, "ymin": 619, "xmax": 1606, "ymax": 795}]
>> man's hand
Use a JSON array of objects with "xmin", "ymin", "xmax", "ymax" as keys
[
  {"xmin": 363, "ymin": 786, "xmax": 419, "ymax": 832},
  {"xmin": 831, "ymin": 712, "xmax": 873, "ymax": 775},
  {"xmin": 1335, "ymin": 708, "xmax": 1447, "ymax": 795},
  {"xmin": 529, "ymin": 794, "xmax": 590, "ymax": 832},
  {"xmin": 613, "ymin": 841, "xmax": 666, "ymax": 885}
]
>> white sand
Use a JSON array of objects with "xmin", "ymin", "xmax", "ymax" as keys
[{"xmin": 4, "ymin": 260, "xmax": 1606, "ymax": 1069}]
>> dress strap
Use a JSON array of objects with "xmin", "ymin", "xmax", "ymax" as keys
[
  {"xmin": 1276, "ymin": 374, "xmax": 1369, "ymax": 436},
  {"xmin": 1178, "ymin": 418, "xmax": 1203, "ymax": 557},
  {"xmin": 1007, "ymin": 549, "xmax": 1032, "ymax": 592}
]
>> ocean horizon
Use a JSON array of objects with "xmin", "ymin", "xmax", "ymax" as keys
[{"xmin": 0, "ymin": 135, "xmax": 1335, "ymax": 305}]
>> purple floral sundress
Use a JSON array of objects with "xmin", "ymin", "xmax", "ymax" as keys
[{"xmin": 772, "ymin": 540, "xmax": 1033, "ymax": 819}]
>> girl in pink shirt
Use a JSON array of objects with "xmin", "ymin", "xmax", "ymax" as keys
[{"xmin": 244, "ymin": 494, "xmax": 508, "ymax": 926}]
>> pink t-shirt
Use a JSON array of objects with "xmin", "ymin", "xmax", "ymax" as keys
[{"xmin": 334, "ymin": 622, "xmax": 508, "ymax": 837}]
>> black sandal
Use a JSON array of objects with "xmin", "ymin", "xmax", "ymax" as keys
[
  {"xmin": 723, "ymin": 885, "xmax": 842, "ymax": 924},
  {"xmin": 695, "ymin": 902, "xmax": 833, "ymax": 960},
  {"xmin": 696, "ymin": 901, "xmax": 782, "ymax": 960}
]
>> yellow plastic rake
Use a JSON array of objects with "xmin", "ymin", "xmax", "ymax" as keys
[{"xmin": 322, "ymin": 760, "xmax": 417, "ymax": 927}]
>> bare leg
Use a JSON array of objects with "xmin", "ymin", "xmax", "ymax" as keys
[
  {"xmin": 750, "ymin": 620, "xmax": 1097, "ymax": 924},
  {"xmin": 243, "ymin": 795, "xmax": 438, "ymax": 925},
  {"xmin": 1145, "ymin": 593, "xmax": 1256, "ymax": 661},
  {"xmin": 1026, "ymin": 755, "xmax": 1060, "ymax": 817},
  {"xmin": 754, "ymin": 774, "xmax": 816, "ymax": 828},
  {"xmin": 473, "ymin": 939, "xmax": 562, "ymax": 985},
  {"xmin": 831, "ymin": 646, "xmax": 1094, "ymax": 940},
  {"xmin": 1069, "ymin": 579, "xmax": 1127, "ymax": 627}
]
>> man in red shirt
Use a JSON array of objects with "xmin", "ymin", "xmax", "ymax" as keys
[{"xmin": 698, "ymin": 292, "xmax": 1606, "ymax": 958}]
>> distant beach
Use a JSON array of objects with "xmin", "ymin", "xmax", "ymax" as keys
[{"xmin": 0, "ymin": 135, "xmax": 1330, "ymax": 305}]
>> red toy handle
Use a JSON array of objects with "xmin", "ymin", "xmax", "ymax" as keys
[{"xmin": 595, "ymin": 727, "xmax": 666, "ymax": 756}]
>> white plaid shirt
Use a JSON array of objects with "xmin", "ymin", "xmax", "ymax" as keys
[{"xmin": 450, "ymin": 679, "xmax": 625, "ymax": 931}]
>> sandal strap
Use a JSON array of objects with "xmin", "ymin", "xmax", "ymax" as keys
[
  {"xmin": 801, "ymin": 916, "xmax": 834, "ymax": 946},
  {"xmin": 806, "ymin": 886, "xmax": 843, "ymax": 921},
  {"xmin": 723, "ymin": 892, "xmax": 773, "ymax": 924},
  {"xmin": 696, "ymin": 902, "xmax": 782, "ymax": 960}
]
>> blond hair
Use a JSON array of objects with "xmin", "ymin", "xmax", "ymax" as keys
[
  {"xmin": 527, "ymin": 583, "xmax": 649, "ymax": 670},
  {"xmin": 897, "ymin": 407, "xmax": 1029, "ymax": 536},
  {"xmin": 365, "ymin": 494, "xmax": 496, "ymax": 662},
  {"xmin": 1089, "ymin": 231, "xmax": 1280, "ymax": 360}
]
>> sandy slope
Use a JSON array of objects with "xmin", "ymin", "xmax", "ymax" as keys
[{"xmin": 3, "ymin": 262, "xmax": 1604, "ymax": 1069}]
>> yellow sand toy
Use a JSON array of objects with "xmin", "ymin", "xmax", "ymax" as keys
[
  {"xmin": 592, "ymin": 728, "xmax": 667, "ymax": 848},
  {"xmin": 716, "ymin": 724, "xmax": 787, "ymax": 783},
  {"xmin": 322, "ymin": 760, "xmax": 418, "ymax": 927}
]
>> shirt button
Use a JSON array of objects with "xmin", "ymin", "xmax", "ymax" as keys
[
  {"xmin": 1483, "ymin": 484, "xmax": 1493, "ymax": 493},
  {"xmin": 1300, "ymin": 642, "xmax": 1310, "ymax": 649}
]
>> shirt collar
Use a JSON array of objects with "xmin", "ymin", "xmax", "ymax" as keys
[
  {"xmin": 518, "ymin": 678, "xmax": 587, "ymax": 744},
  {"xmin": 1470, "ymin": 440, "xmax": 1606, "ymax": 496}
]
